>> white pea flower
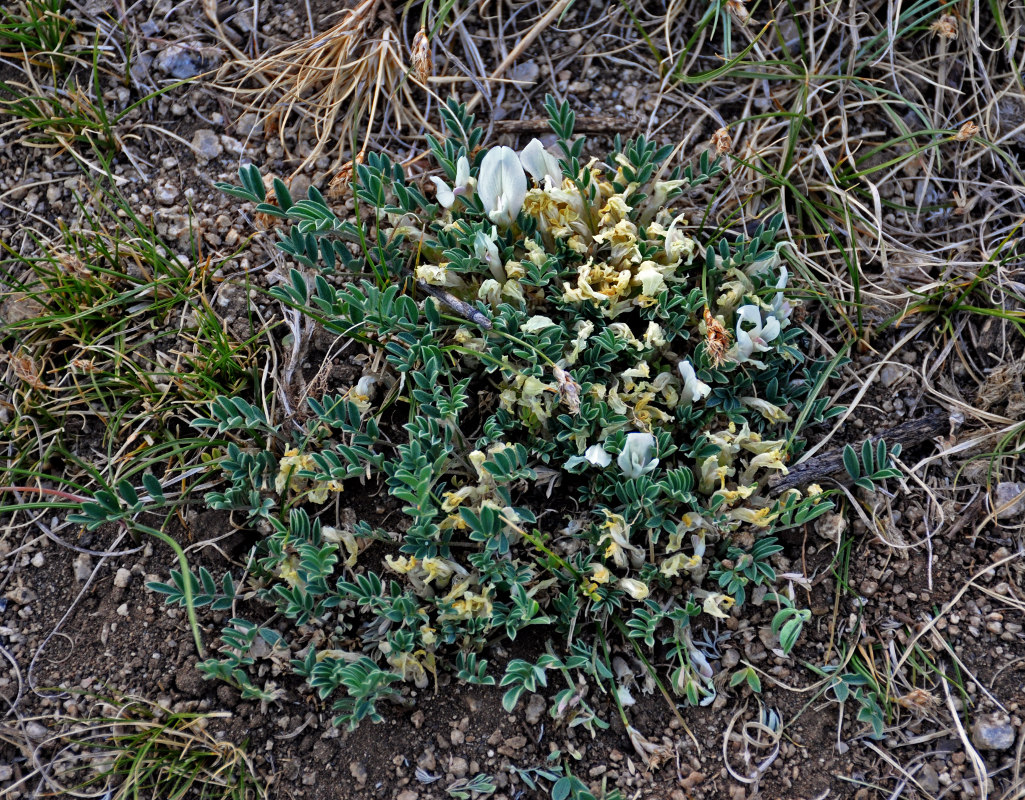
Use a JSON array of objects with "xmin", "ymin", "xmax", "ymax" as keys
[
  {"xmin": 677, "ymin": 359, "xmax": 711, "ymax": 405},
  {"xmin": 664, "ymin": 213, "xmax": 697, "ymax": 264},
  {"xmin": 477, "ymin": 278, "xmax": 502, "ymax": 306},
  {"xmin": 430, "ymin": 155, "xmax": 472, "ymax": 208},
  {"xmin": 478, "ymin": 146, "xmax": 527, "ymax": 227},
  {"xmin": 617, "ymin": 432, "xmax": 659, "ymax": 479},
  {"xmin": 771, "ymin": 266, "xmax": 792, "ymax": 321},
  {"xmin": 734, "ymin": 304, "xmax": 781, "ymax": 366},
  {"xmin": 564, "ymin": 442, "xmax": 612, "ymax": 471},
  {"xmin": 585, "ymin": 443, "xmax": 612, "ymax": 467},
  {"xmin": 519, "ymin": 138, "xmax": 563, "ymax": 185},
  {"xmin": 643, "ymin": 321, "xmax": 667, "ymax": 349},
  {"xmin": 473, "ymin": 228, "xmax": 506, "ymax": 281}
]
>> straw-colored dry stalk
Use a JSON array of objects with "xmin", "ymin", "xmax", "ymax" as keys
[{"xmin": 214, "ymin": 0, "xmax": 436, "ymax": 175}]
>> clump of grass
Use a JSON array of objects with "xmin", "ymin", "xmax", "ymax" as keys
[
  {"xmin": 0, "ymin": 171, "xmax": 262, "ymax": 503},
  {"xmin": 0, "ymin": 0, "xmax": 74, "ymax": 64},
  {"xmin": 19, "ymin": 691, "xmax": 263, "ymax": 800}
]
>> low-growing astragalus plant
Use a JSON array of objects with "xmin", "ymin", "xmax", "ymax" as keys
[{"xmin": 128, "ymin": 98, "xmax": 846, "ymax": 729}]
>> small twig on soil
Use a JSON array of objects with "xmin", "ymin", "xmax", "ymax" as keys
[
  {"xmin": 414, "ymin": 279, "xmax": 493, "ymax": 329},
  {"xmin": 768, "ymin": 409, "xmax": 948, "ymax": 495}
]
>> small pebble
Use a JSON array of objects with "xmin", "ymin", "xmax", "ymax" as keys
[
  {"xmin": 971, "ymin": 713, "xmax": 1015, "ymax": 750},
  {"xmin": 114, "ymin": 568, "xmax": 132, "ymax": 588},
  {"xmin": 191, "ymin": 129, "xmax": 223, "ymax": 161}
]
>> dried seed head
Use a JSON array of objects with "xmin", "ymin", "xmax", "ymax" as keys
[
  {"xmin": 725, "ymin": 0, "xmax": 750, "ymax": 25},
  {"xmin": 411, "ymin": 27, "xmax": 432, "ymax": 84},
  {"xmin": 711, "ymin": 127, "xmax": 733, "ymax": 156},
  {"xmin": 930, "ymin": 13, "xmax": 958, "ymax": 40},
  {"xmin": 955, "ymin": 120, "xmax": 979, "ymax": 141},
  {"xmin": 328, "ymin": 150, "xmax": 365, "ymax": 198},
  {"xmin": 895, "ymin": 688, "xmax": 939, "ymax": 716},
  {"xmin": 703, "ymin": 306, "xmax": 732, "ymax": 368},
  {"xmin": 552, "ymin": 365, "xmax": 581, "ymax": 415}
]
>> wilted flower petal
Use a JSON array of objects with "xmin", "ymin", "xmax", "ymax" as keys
[{"xmin": 617, "ymin": 577, "xmax": 650, "ymax": 600}]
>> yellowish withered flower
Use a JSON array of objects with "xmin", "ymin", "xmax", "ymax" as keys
[
  {"xmin": 741, "ymin": 396, "xmax": 792, "ymax": 424},
  {"xmin": 590, "ymin": 563, "xmax": 613, "ymax": 584},
  {"xmin": 617, "ymin": 577, "xmax": 650, "ymax": 601},
  {"xmin": 411, "ymin": 27, "xmax": 432, "ymax": 84},
  {"xmin": 385, "ymin": 554, "xmax": 418, "ymax": 574},
  {"xmin": 729, "ymin": 506, "xmax": 778, "ymax": 527},
  {"xmin": 660, "ymin": 552, "xmax": 702, "ymax": 578},
  {"xmin": 702, "ymin": 592, "xmax": 735, "ymax": 619}
]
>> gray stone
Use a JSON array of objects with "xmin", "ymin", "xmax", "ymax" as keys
[
  {"xmin": 73, "ymin": 553, "xmax": 92, "ymax": 582},
  {"xmin": 6, "ymin": 586, "xmax": 36, "ymax": 605},
  {"xmin": 918, "ymin": 763, "xmax": 939, "ymax": 794},
  {"xmin": 995, "ymin": 482, "xmax": 1025, "ymax": 520},
  {"xmin": 971, "ymin": 713, "xmax": 1015, "ymax": 750},
  {"xmin": 25, "ymin": 722, "xmax": 48, "ymax": 741},
  {"xmin": 155, "ymin": 43, "xmax": 217, "ymax": 79},
  {"xmin": 524, "ymin": 693, "xmax": 546, "ymax": 725},
  {"xmin": 879, "ymin": 364, "xmax": 905, "ymax": 388},
  {"xmin": 236, "ymin": 113, "xmax": 263, "ymax": 138},
  {"xmin": 448, "ymin": 756, "xmax": 469, "ymax": 778},
  {"xmin": 154, "ymin": 182, "xmax": 178, "ymax": 205},
  {"xmin": 113, "ymin": 567, "xmax": 132, "ymax": 588},
  {"xmin": 509, "ymin": 59, "xmax": 539, "ymax": 86},
  {"xmin": 191, "ymin": 129, "xmax": 223, "ymax": 161}
]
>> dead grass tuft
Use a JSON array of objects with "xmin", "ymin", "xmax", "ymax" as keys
[{"xmin": 211, "ymin": 0, "xmax": 436, "ymax": 176}]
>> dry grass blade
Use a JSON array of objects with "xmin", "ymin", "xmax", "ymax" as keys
[{"xmin": 214, "ymin": 0, "xmax": 437, "ymax": 175}]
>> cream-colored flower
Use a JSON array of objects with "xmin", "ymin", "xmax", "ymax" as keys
[
  {"xmin": 430, "ymin": 155, "xmax": 472, "ymax": 208},
  {"xmin": 643, "ymin": 321, "xmax": 667, "ymax": 349},
  {"xmin": 617, "ymin": 577, "xmax": 650, "ymax": 601},
  {"xmin": 590, "ymin": 563, "xmax": 613, "ymax": 584},
  {"xmin": 322, "ymin": 525, "xmax": 359, "ymax": 567},
  {"xmin": 474, "ymin": 228, "xmax": 505, "ymax": 282},
  {"xmin": 521, "ymin": 315, "xmax": 557, "ymax": 333},
  {"xmin": 634, "ymin": 260, "xmax": 667, "ymax": 297},
  {"xmin": 740, "ymin": 448, "xmax": 789, "ymax": 484},
  {"xmin": 599, "ymin": 510, "xmax": 643, "ymax": 568},
  {"xmin": 415, "ymin": 263, "xmax": 448, "ymax": 286}
]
